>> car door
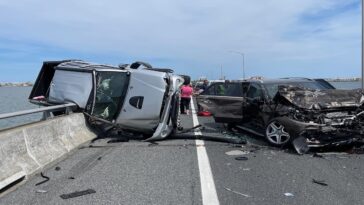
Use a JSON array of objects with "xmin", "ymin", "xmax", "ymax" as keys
[
  {"xmin": 90, "ymin": 70, "xmax": 130, "ymax": 122},
  {"xmin": 196, "ymin": 83, "xmax": 220, "ymax": 112},
  {"xmin": 197, "ymin": 82, "xmax": 245, "ymax": 123},
  {"xmin": 242, "ymin": 82, "xmax": 265, "ymax": 129}
]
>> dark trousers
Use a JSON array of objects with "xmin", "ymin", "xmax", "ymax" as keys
[{"xmin": 180, "ymin": 97, "xmax": 191, "ymax": 114}]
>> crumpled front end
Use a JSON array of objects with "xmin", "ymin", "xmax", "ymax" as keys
[{"xmin": 273, "ymin": 86, "xmax": 364, "ymax": 149}]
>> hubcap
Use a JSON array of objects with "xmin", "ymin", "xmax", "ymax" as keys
[{"xmin": 266, "ymin": 121, "xmax": 290, "ymax": 145}]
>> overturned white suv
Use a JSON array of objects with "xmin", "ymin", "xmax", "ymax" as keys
[{"xmin": 29, "ymin": 60, "xmax": 184, "ymax": 141}]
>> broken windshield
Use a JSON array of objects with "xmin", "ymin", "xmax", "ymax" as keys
[{"xmin": 92, "ymin": 71, "xmax": 129, "ymax": 121}]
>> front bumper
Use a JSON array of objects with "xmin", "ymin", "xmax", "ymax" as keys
[{"xmin": 274, "ymin": 116, "xmax": 364, "ymax": 147}]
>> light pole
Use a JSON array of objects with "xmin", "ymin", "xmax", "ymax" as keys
[
  {"xmin": 361, "ymin": 0, "xmax": 364, "ymax": 89},
  {"xmin": 229, "ymin": 50, "xmax": 245, "ymax": 79}
]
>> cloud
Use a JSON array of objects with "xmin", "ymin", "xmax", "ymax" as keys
[{"xmin": 0, "ymin": 0, "xmax": 361, "ymax": 81}]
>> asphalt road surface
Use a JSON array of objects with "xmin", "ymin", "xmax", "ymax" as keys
[{"xmin": 1, "ymin": 99, "xmax": 364, "ymax": 205}]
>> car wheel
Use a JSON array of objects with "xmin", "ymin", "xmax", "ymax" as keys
[{"xmin": 265, "ymin": 120, "xmax": 291, "ymax": 146}]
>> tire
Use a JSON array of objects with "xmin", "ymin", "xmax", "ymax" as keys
[{"xmin": 265, "ymin": 119, "xmax": 291, "ymax": 146}]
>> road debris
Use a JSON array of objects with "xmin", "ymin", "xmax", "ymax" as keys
[
  {"xmin": 35, "ymin": 172, "xmax": 50, "ymax": 186},
  {"xmin": 225, "ymin": 150, "xmax": 249, "ymax": 156},
  {"xmin": 312, "ymin": 179, "xmax": 328, "ymax": 186},
  {"xmin": 68, "ymin": 177, "xmax": 75, "ymax": 180},
  {"xmin": 292, "ymin": 137, "xmax": 310, "ymax": 155},
  {"xmin": 107, "ymin": 138, "xmax": 129, "ymax": 143},
  {"xmin": 347, "ymin": 146, "xmax": 364, "ymax": 154},
  {"xmin": 148, "ymin": 142, "xmax": 159, "ymax": 146},
  {"xmin": 175, "ymin": 125, "xmax": 202, "ymax": 134},
  {"xmin": 235, "ymin": 156, "xmax": 248, "ymax": 161},
  {"xmin": 284, "ymin": 192, "xmax": 294, "ymax": 197},
  {"xmin": 55, "ymin": 166, "xmax": 61, "ymax": 171},
  {"xmin": 60, "ymin": 189, "xmax": 96, "ymax": 199},
  {"xmin": 224, "ymin": 187, "xmax": 251, "ymax": 198},
  {"xmin": 312, "ymin": 153, "xmax": 324, "ymax": 158},
  {"xmin": 36, "ymin": 189, "xmax": 48, "ymax": 193}
]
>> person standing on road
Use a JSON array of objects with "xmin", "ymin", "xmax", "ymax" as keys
[
  {"xmin": 180, "ymin": 83, "xmax": 193, "ymax": 115},
  {"xmin": 201, "ymin": 80, "xmax": 209, "ymax": 92}
]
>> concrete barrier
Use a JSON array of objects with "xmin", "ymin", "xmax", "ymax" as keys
[{"xmin": 0, "ymin": 113, "xmax": 96, "ymax": 190}]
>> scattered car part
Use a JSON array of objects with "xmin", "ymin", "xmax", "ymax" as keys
[
  {"xmin": 225, "ymin": 150, "xmax": 249, "ymax": 156},
  {"xmin": 55, "ymin": 167, "xmax": 61, "ymax": 171},
  {"xmin": 224, "ymin": 187, "xmax": 251, "ymax": 198},
  {"xmin": 292, "ymin": 137, "xmax": 310, "ymax": 155},
  {"xmin": 312, "ymin": 153, "xmax": 324, "ymax": 158},
  {"xmin": 284, "ymin": 193, "xmax": 294, "ymax": 197},
  {"xmin": 60, "ymin": 189, "xmax": 96, "ymax": 199},
  {"xmin": 197, "ymin": 111, "xmax": 212, "ymax": 116},
  {"xmin": 235, "ymin": 156, "xmax": 248, "ymax": 161},
  {"xmin": 312, "ymin": 179, "xmax": 328, "ymax": 186},
  {"xmin": 107, "ymin": 138, "xmax": 129, "ymax": 143},
  {"xmin": 174, "ymin": 125, "xmax": 202, "ymax": 134},
  {"xmin": 36, "ymin": 189, "xmax": 48, "ymax": 193},
  {"xmin": 35, "ymin": 172, "xmax": 50, "ymax": 186}
]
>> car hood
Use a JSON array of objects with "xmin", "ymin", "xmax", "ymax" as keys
[{"xmin": 275, "ymin": 86, "xmax": 364, "ymax": 110}]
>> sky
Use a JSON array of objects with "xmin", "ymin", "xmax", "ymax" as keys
[{"xmin": 0, "ymin": 0, "xmax": 361, "ymax": 82}]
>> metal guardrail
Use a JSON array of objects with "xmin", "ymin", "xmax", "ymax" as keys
[{"xmin": 0, "ymin": 103, "xmax": 77, "ymax": 120}]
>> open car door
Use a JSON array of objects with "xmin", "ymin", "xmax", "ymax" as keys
[{"xmin": 196, "ymin": 82, "xmax": 245, "ymax": 123}]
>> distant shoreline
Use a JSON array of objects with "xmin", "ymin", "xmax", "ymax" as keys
[
  {"xmin": 324, "ymin": 78, "xmax": 361, "ymax": 82},
  {"xmin": 0, "ymin": 82, "xmax": 33, "ymax": 87}
]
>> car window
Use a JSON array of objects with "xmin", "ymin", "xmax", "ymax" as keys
[
  {"xmin": 202, "ymin": 84, "xmax": 218, "ymax": 95},
  {"xmin": 225, "ymin": 83, "xmax": 243, "ymax": 97},
  {"xmin": 247, "ymin": 83, "xmax": 263, "ymax": 99},
  {"xmin": 93, "ymin": 71, "xmax": 129, "ymax": 121}
]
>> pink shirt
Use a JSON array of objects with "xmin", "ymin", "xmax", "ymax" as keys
[{"xmin": 181, "ymin": 85, "xmax": 193, "ymax": 98}]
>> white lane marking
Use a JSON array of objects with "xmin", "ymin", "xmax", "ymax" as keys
[{"xmin": 190, "ymin": 98, "xmax": 220, "ymax": 205}]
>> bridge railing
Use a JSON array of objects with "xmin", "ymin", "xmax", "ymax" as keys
[{"xmin": 0, "ymin": 103, "xmax": 77, "ymax": 122}]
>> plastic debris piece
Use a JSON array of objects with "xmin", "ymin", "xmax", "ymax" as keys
[
  {"xmin": 292, "ymin": 137, "xmax": 310, "ymax": 155},
  {"xmin": 224, "ymin": 187, "xmax": 250, "ymax": 198},
  {"xmin": 36, "ymin": 189, "xmax": 48, "ymax": 193},
  {"xmin": 235, "ymin": 156, "xmax": 248, "ymax": 161},
  {"xmin": 312, "ymin": 179, "xmax": 328, "ymax": 186},
  {"xmin": 312, "ymin": 153, "xmax": 324, "ymax": 158},
  {"xmin": 60, "ymin": 189, "xmax": 96, "ymax": 199},
  {"xmin": 97, "ymin": 157, "xmax": 102, "ymax": 160},
  {"xmin": 68, "ymin": 177, "xmax": 75, "ymax": 180},
  {"xmin": 55, "ymin": 167, "xmax": 61, "ymax": 171},
  {"xmin": 107, "ymin": 138, "xmax": 129, "ymax": 143},
  {"xmin": 225, "ymin": 150, "xmax": 249, "ymax": 156},
  {"xmin": 197, "ymin": 111, "xmax": 212, "ymax": 116},
  {"xmin": 35, "ymin": 172, "xmax": 50, "ymax": 186},
  {"xmin": 284, "ymin": 193, "xmax": 294, "ymax": 197},
  {"xmin": 148, "ymin": 142, "xmax": 159, "ymax": 146}
]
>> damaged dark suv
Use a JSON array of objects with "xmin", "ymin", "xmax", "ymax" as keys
[{"xmin": 196, "ymin": 78, "xmax": 364, "ymax": 150}]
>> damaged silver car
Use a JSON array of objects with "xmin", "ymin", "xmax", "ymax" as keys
[
  {"xmin": 196, "ymin": 78, "xmax": 364, "ymax": 151},
  {"xmin": 29, "ymin": 60, "xmax": 184, "ymax": 141}
]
